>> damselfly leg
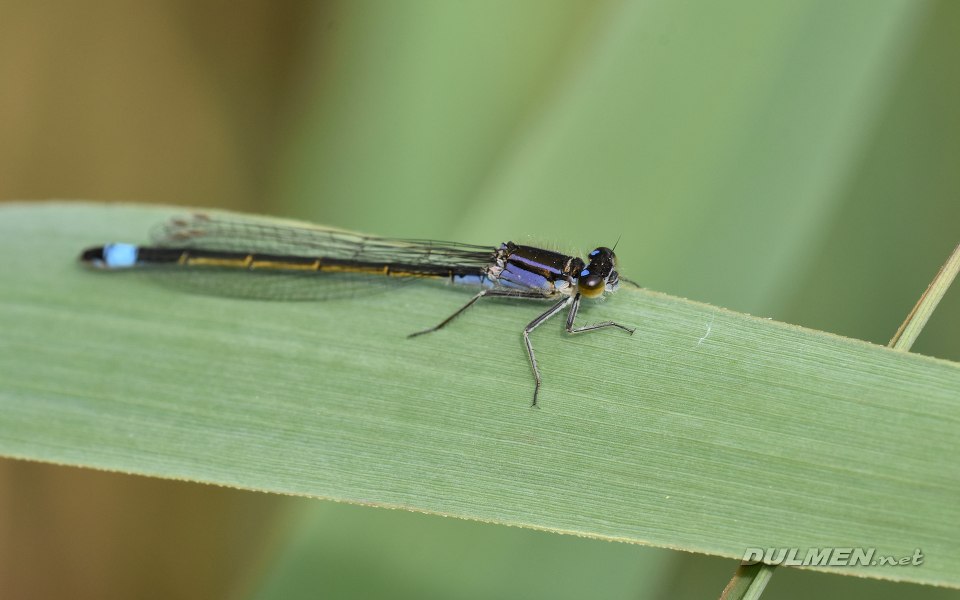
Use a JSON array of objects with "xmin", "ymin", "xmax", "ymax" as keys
[
  {"xmin": 565, "ymin": 292, "xmax": 636, "ymax": 335},
  {"xmin": 523, "ymin": 297, "xmax": 572, "ymax": 407},
  {"xmin": 523, "ymin": 294, "xmax": 635, "ymax": 406},
  {"xmin": 408, "ymin": 289, "xmax": 551, "ymax": 338},
  {"xmin": 412, "ymin": 291, "xmax": 635, "ymax": 406}
]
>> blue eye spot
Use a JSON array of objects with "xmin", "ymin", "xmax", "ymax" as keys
[
  {"xmin": 580, "ymin": 269, "xmax": 590, "ymax": 277},
  {"xmin": 589, "ymin": 250, "xmax": 599, "ymax": 256}
]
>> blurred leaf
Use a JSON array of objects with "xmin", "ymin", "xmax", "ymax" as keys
[
  {"xmin": 719, "ymin": 563, "xmax": 775, "ymax": 600},
  {"xmin": 457, "ymin": 0, "xmax": 927, "ymax": 318},
  {"xmin": 275, "ymin": 0, "xmax": 612, "ymax": 238},
  {"xmin": 2, "ymin": 204, "xmax": 959, "ymax": 588},
  {"xmin": 889, "ymin": 241, "xmax": 960, "ymax": 351},
  {"xmin": 783, "ymin": 0, "xmax": 960, "ymax": 362},
  {"xmin": 252, "ymin": 500, "xmax": 670, "ymax": 600}
]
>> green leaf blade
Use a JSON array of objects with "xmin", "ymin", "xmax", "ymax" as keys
[{"xmin": 2, "ymin": 203, "xmax": 958, "ymax": 586}]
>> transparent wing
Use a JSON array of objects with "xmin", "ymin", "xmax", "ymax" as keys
[
  {"xmin": 142, "ymin": 268, "xmax": 428, "ymax": 301},
  {"xmin": 142, "ymin": 214, "xmax": 496, "ymax": 301},
  {"xmin": 151, "ymin": 214, "xmax": 498, "ymax": 267}
]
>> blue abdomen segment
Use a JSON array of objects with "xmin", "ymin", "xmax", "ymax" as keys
[
  {"xmin": 102, "ymin": 243, "xmax": 139, "ymax": 268},
  {"xmin": 453, "ymin": 274, "xmax": 496, "ymax": 288},
  {"xmin": 81, "ymin": 244, "xmax": 190, "ymax": 269}
]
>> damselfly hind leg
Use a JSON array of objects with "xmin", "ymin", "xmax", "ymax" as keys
[
  {"xmin": 408, "ymin": 289, "xmax": 549, "ymax": 338},
  {"xmin": 408, "ymin": 291, "xmax": 485, "ymax": 338}
]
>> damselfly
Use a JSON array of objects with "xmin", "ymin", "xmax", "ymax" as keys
[{"xmin": 80, "ymin": 214, "xmax": 639, "ymax": 405}]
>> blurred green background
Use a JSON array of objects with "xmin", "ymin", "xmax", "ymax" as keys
[{"xmin": 1, "ymin": 0, "xmax": 958, "ymax": 598}]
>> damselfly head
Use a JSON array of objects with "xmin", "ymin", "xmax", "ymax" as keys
[{"xmin": 578, "ymin": 247, "xmax": 618, "ymax": 298}]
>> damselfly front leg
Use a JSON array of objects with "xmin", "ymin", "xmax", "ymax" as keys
[
  {"xmin": 523, "ymin": 293, "xmax": 634, "ymax": 407},
  {"xmin": 565, "ymin": 292, "xmax": 635, "ymax": 334}
]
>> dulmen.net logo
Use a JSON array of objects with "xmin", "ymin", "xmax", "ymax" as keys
[{"xmin": 742, "ymin": 548, "xmax": 924, "ymax": 567}]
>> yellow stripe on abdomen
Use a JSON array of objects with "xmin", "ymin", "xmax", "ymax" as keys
[
  {"xmin": 250, "ymin": 259, "xmax": 320, "ymax": 270},
  {"xmin": 187, "ymin": 255, "xmax": 254, "ymax": 268}
]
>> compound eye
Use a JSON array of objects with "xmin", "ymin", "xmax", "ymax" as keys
[{"xmin": 578, "ymin": 273, "xmax": 604, "ymax": 298}]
